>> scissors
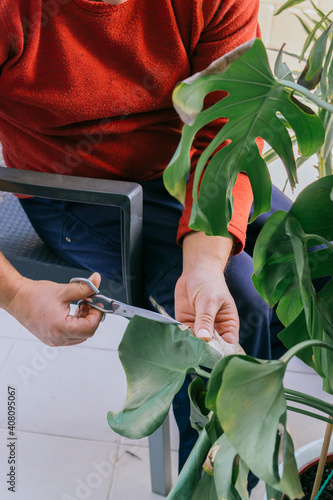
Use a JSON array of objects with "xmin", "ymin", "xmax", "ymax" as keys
[{"xmin": 70, "ymin": 277, "xmax": 181, "ymax": 325}]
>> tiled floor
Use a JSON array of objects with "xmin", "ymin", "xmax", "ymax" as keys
[{"xmin": 0, "ymin": 307, "xmax": 330, "ymax": 500}]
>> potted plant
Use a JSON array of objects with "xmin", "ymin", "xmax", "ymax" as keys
[
  {"xmin": 267, "ymin": 438, "xmax": 333, "ymax": 500},
  {"xmin": 106, "ymin": 3, "xmax": 333, "ymax": 499}
]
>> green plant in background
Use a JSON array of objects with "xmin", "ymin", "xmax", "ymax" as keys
[
  {"xmin": 107, "ymin": 5, "xmax": 333, "ymax": 499},
  {"xmin": 267, "ymin": 0, "xmax": 333, "ymax": 180}
]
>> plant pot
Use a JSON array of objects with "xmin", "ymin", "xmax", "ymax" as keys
[{"xmin": 263, "ymin": 438, "xmax": 333, "ymax": 500}]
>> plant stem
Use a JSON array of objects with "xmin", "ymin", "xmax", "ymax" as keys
[
  {"xmin": 286, "ymin": 396, "xmax": 333, "ymax": 420},
  {"xmin": 280, "ymin": 339, "xmax": 333, "ymax": 364},
  {"xmin": 310, "ymin": 417, "xmax": 333, "ymax": 500},
  {"xmin": 286, "ymin": 406, "xmax": 333, "ymax": 424},
  {"xmin": 285, "ymin": 389, "xmax": 333, "ymax": 416},
  {"xmin": 278, "ymin": 79, "xmax": 333, "ymax": 112}
]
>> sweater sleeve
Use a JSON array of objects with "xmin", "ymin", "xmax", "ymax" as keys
[
  {"xmin": 0, "ymin": 4, "xmax": 13, "ymax": 68},
  {"xmin": 177, "ymin": 0, "xmax": 261, "ymax": 253}
]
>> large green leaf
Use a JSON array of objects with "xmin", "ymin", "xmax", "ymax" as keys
[
  {"xmin": 207, "ymin": 355, "xmax": 303, "ymax": 498},
  {"xmin": 213, "ymin": 433, "xmax": 249, "ymax": 500},
  {"xmin": 252, "ymin": 210, "xmax": 299, "ymax": 314},
  {"xmin": 168, "ymin": 415, "xmax": 223, "ymax": 500},
  {"xmin": 167, "ymin": 425, "xmax": 211, "ymax": 500},
  {"xmin": 253, "ymin": 175, "xmax": 333, "ymax": 326},
  {"xmin": 285, "ymin": 217, "xmax": 333, "ymax": 341},
  {"xmin": 189, "ymin": 376, "xmax": 210, "ymax": 432},
  {"xmin": 191, "ymin": 472, "xmax": 218, "ymax": 500},
  {"xmin": 266, "ymin": 484, "xmax": 283, "ymax": 500},
  {"xmin": 279, "ymin": 280, "xmax": 333, "ymax": 393},
  {"xmin": 163, "ymin": 38, "xmax": 324, "ymax": 237},
  {"xmin": 205, "ymin": 354, "xmax": 256, "ymax": 413},
  {"xmin": 253, "ymin": 184, "xmax": 333, "ymax": 391},
  {"xmin": 107, "ymin": 316, "xmax": 220, "ymax": 438}
]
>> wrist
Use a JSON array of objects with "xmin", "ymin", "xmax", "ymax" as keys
[
  {"xmin": 182, "ymin": 231, "xmax": 233, "ymax": 273},
  {"xmin": 0, "ymin": 256, "xmax": 27, "ymax": 311}
]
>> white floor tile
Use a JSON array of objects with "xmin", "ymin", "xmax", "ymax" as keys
[
  {"xmin": 0, "ymin": 428, "xmax": 117, "ymax": 500},
  {"xmin": 121, "ymin": 411, "xmax": 179, "ymax": 453},
  {"xmin": 286, "ymin": 355, "xmax": 316, "ymax": 375},
  {"xmin": 250, "ymin": 480, "xmax": 266, "ymax": 500},
  {"xmin": 0, "ymin": 309, "xmax": 30, "ymax": 341},
  {"xmin": 120, "ymin": 435, "xmax": 149, "ymax": 448},
  {"xmin": 0, "ymin": 339, "xmax": 128, "ymax": 443},
  {"xmin": 0, "ymin": 338, "xmax": 14, "ymax": 369},
  {"xmin": 77, "ymin": 313, "xmax": 129, "ymax": 352},
  {"xmin": 109, "ymin": 444, "xmax": 178, "ymax": 500}
]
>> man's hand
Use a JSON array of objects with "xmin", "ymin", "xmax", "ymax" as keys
[
  {"xmin": 175, "ymin": 232, "xmax": 239, "ymax": 344},
  {"xmin": 5, "ymin": 272, "xmax": 103, "ymax": 347}
]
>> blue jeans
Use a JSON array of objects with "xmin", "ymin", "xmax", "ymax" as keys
[{"xmin": 20, "ymin": 178, "xmax": 291, "ymax": 473}]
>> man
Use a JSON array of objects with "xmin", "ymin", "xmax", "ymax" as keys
[
  {"xmin": 0, "ymin": 0, "xmax": 259, "ymax": 344},
  {"xmin": 0, "ymin": 251, "xmax": 103, "ymax": 345},
  {"xmin": 0, "ymin": 0, "xmax": 287, "ymax": 470}
]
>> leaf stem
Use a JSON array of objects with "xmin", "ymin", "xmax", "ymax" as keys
[
  {"xmin": 285, "ymin": 388, "xmax": 333, "ymax": 412},
  {"xmin": 278, "ymin": 79, "xmax": 333, "ymax": 112},
  {"xmin": 285, "ymin": 394, "xmax": 333, "ymax": 417},
  {"xmin": 280, "ymin": 339, "xmax": 333, "ymax": 364},
  {"xmin": 286, "ymin": 406, "xmax": 333, "ymax": 424}
]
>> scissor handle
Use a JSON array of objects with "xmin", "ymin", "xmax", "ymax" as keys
[
  {"xmin": 77, "ymin": 300, "xmax": 108, "ymax": 322},
  {"xmin": 70, "ymin": 277, "xmax": 100, "ymax": 294},
  {"xmin": 71, "ymin": 277, "xmax": 181, "ymax": 326}
]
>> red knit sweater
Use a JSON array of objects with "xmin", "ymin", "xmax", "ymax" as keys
[{"xmin": 0, "ymin": 0, "xmax": 260, "ymax": 251}]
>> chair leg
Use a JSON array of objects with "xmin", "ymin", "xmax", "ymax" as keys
[{"xmin": 148, "ymin": 416, "xmax": 172, "ymax": 496}]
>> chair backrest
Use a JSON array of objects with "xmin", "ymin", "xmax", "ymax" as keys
[{"xmin": 0, "ymin": 148, "xmax": 143, "ymax": 305}]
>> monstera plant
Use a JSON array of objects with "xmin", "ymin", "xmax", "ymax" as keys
[{"xmin": 107, "ymin": 6, "xmax": 333, "ymax": 500}]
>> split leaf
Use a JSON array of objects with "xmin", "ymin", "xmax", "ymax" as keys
[{"xmin": 163, "ymin": 38, "xmax": 324, "ymax": 238}]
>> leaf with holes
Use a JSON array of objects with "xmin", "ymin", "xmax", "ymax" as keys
[{"xmin": 163, "ymin": 38, "xmax": 324, "ymax": 238}]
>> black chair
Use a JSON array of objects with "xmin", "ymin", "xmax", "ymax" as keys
[{"xmin": 0, "ymin": 151, "xmax": 172, "ymax": 495}]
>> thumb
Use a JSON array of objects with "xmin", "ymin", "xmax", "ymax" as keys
[
  {"xmin": 193, "ymin": 299, "xmax": 216, "ymax": 341},
  {"xmin": 62, "ymin": 273, "xmax": 102, "ymax": 302}
]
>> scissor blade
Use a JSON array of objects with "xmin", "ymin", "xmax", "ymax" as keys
[{"xmin": 112, "ymin": 302, "xmax": 181, "ymax": 325}]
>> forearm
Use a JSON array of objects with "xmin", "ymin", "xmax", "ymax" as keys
[
  {"xmin": 0, "ymin": 251, "xmax": 25, "ymax": 310},
  {"xmin": 182, "ymin": 231, "xmax": 233, "ymax": 273}
]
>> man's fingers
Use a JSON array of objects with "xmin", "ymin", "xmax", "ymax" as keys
[
  {"xmin": 193, "ymin": 302, "xmax": 217, "ymax": 341},
  {"xmin": 63, "ymin": 310, "xmax": 102, "ymax": 339},
  {"xmin": 61, "ymin": 273, "xmax": 102, "ymax": 302},
  {"xmin": 193, "ymin": 293, "xmax": 239, "ymax": 343},
  {"xmin": 215, "ymin": 319, "xmax": 239, "ymax": 344},
  {"xmin": 220, "ymin": 331, "xmax": 238, "ymax": 344}
]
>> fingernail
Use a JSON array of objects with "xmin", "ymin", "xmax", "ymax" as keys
[{"xmin": 197, "ymin": 329, "xmax": 212, "ymax": 340}]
